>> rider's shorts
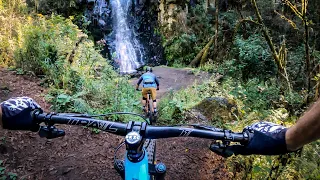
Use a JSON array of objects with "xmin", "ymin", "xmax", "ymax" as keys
[{"xmin": 142, "ymin": 88, "xmax": 157, "ymax": 101}]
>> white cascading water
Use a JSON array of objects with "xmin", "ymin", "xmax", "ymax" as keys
[
  {"xmin": 110, "ymin": 0, "xmax": 144, "ymax": 74},
  {"xmin": 87, "ymin": 0, "xmax": 144, "ymax": 74}
]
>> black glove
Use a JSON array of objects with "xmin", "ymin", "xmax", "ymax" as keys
[
  {"xmin": 1, "ymin": 97, "xmax": 42, "ymax": 131},
  {"xmin": 210, "ymin": 122, "xmax": 291, "ymax": 157},
  {"xmin": 156, "ymin": 86, "xmax": 159, "ymax": 91}
]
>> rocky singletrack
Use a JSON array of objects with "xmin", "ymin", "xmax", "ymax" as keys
[{"xmin": 0, "ymin": 67, "xmax": 230, "ymax": 180}]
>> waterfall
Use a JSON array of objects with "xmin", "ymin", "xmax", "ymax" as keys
[
  {"xmin": 87, "ymin": 0, "xmax": 144, "ymax": 74},
  {"xmin": 110, "ymin": 0, "xmax": 144, "ymax": 74}
]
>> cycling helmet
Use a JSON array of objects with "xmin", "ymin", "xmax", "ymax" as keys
[{"xmin": 146, "ymin": 67, "xmax": 153, "ymax": 72}]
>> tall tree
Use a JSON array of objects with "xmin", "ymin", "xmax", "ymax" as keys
[
  {"xmin": 280, "ymin": 0, "xmax": 310, "ymax": 92},
  {"xmin": 214, "ymin": 0, "xmax": 219, "ymax": 59}
]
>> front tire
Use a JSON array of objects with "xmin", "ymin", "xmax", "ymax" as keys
[{"xmin": 144, "ymin": 139, "xmax": 156, "ymax": 164}]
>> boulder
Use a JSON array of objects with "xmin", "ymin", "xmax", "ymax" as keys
[{"xmin": 190, "ymin": 97, "xmax": 239, "ymax": 123}]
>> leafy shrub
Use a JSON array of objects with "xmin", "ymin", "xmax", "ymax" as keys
[
  {"xmin": 158, "ymin": 78, "xmax": 236, "ymax": 124},
  {"xmin": 220, "ymin": 78, "xmax": 306, "ymax": 180},
  {"xmin": 15, "ymin": 15, "xmax": 78, "ymax": 76},
  {"xmin": 158, "ymin": 73, "xmax": 304, "ymax": 126},
  {"xmin": 228, "ymin": 78, "xmax": 280, "ymax": 111},
  {"xmin": 294, "ymin": 141, "xmax": 320, "ymax": 179},
  {"xmin": 220, "ymin": 10, "xmax": 239, "ymax": 29},
  {"xmin": 208, "ymin": 58, "xmax": 244, "ymax": 75},
  {"xmin": 204, "ymin": 34, "xmax": 276, "ymax": 80},
  {"xmin": 44, "ymin": 37, "xmax": 140, "ymax": 117},
  {"xmin": 232, "ymin": 34, "xmax": 276, "ymax": 80},
  {"xmin": 287, "ymin": 45, "xmax": 306, "ymax": 89},
  {"xmin": 12, "ymin": 14, "xmax": 140, "ymax": 120},
  {"xmin": 225, "ymin": 77, "xmax": 304, "ymax": 117},
  {"xmin": 0, "ymin": 0, "xmax": 28, "ymax": 66},
  {"xmin": 0, "ymin": 160, "xmax": 18, "ymax": 180},
  {"xmin": 164, "ymin": 33, "xmax": 198, "ymax": 66}
]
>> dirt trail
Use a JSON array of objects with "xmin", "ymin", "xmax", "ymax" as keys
[
  {"xmin": 131, "ymin": 66, "xmax": 211, "ymax": 98},
  {"xmin": 0, "ymin": 67, "xmax": 230, "ymax": 180}
]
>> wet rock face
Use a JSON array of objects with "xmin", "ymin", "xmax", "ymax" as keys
[
  {"xmin": 133, "ymin": 1, "xmax": 166, "ymax": 66},
  {"xmin": 84, "ymin": 0, "xmax": 112, "ymax": 38},
  {"xmin": 191, "ymin": 97, "xmax": 239, "ymax": 123},
  {"xmin": 158, "ymin": 0, "xmax": 197, "ymax": 36},
  {"xmin": 159, "ymin": 0, "xmax": 221, "ymax": 37}
]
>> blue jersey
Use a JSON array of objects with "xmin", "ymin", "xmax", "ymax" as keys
[{"xmin": 137, "ymin": 72, "xmax": 159, "ymax": 88}]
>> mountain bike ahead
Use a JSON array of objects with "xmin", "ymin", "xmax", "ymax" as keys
[
  {"xmin": 33, "ymin": 110, "xmax": 250, "ymax": 180},
  {"xmin": 138, "ymin": 89, "xmax": 158, "ymax": 125},
  {"xmin": 145, "ymin": 90, "xmax": 157, "ymax": 124}
]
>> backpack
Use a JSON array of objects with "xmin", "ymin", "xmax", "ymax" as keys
[{"xmin": 143, "ymin": 75, "xmax": 155, "ymax": 84}]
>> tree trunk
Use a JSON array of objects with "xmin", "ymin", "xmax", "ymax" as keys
[
  {"xmin": 205, "ymin": 0, "xmax": 210, "ymax": 11},
  {"xmin": 251, "ymin": 0, "xmax": 291, "ymax": 90},
  {"xmin": 214, "ymin": 0, "xmax": 219, "ymax": 58},
  {"xmin": 190, "ymin": 36, "xmax": 215, "ymax": 67},
  {"xmin": 251, "ymin": 0, "xmax": 280, "ymax": 66},
  {"xmin": 280, "ymin": 0, "xmax": 310, "ymax": 95},
  {"xmin": 200, "ymin": 37, "xmax": 215, "ymax": 65},
  {"xmin": 305, "ymin": 19, "xmax": 310, "ymax": 92}
]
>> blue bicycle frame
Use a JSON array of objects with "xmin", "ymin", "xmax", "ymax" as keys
[
  {"xmin": 125, "ymin": 149, "xmax": 150, "ymax": 180},
  {"xmin": 117, "ymin": 129, "xmax": 161, "ymax": 180},
  {"xmin": 115, "ymin": 130, "xmax": 164, "ymax": 180}
]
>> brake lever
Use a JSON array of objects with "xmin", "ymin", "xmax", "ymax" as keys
[
  {"xmin": 39, "ymin": 126, "xmax": 65, "ymax": 139},
  {"xmin": 209, "ymin": 140, "xmax": 231, "ymax": 156},
  {"xmin": 209, "ymin": 129, "xmax": 253, "ymax": 157}
]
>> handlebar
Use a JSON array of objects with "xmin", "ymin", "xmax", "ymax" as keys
[
  {"xmin": 33, "ymin": 111, "xmax": 249, "ymax": 143},
  {"xmin": 35, "ymin": 112, "xmax": 127, "ymax": 135}
]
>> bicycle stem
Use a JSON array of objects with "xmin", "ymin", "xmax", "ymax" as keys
[{"xmin": 125, "ymin": 121, "xmax": 148, "ymax": 162}]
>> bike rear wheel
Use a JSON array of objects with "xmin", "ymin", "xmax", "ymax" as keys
[
  {"xmin": 148, "ymin": 93, "xmax": 153, "ymax": 112},
  {"xmin": 147, "ymin": 93, "xmax": 157, "ymax": 124}
]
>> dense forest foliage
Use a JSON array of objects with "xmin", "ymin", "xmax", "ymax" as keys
[
  {"xmin": 160, "ymin": 0, "xmax": 320, "ymax": 179},
  {"xmin": 161, "ymin": 0, "xmax": 320, "ymax": 179},
  {"xmin": 1, "ymin": 0, "xmax": 320, "ymax": 179}
]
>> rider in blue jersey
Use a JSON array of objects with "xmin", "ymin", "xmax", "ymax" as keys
[{"xmin": 136, "ymin": 67, "xmax": 160, "ymax": 114}]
